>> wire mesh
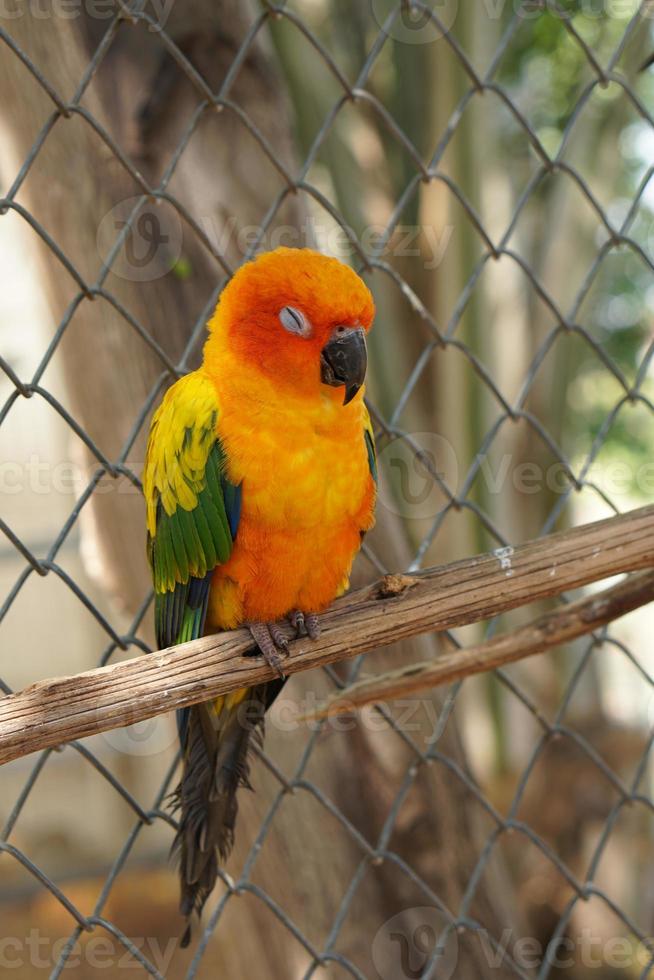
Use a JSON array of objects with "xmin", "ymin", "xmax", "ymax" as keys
[{"xmin": 1, "ymin": 1, "xmax": 654, "ymax": 977}]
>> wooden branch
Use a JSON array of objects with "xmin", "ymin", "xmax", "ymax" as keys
[
  {"xmin": 297, "ymin": 569, "xmax": 654, "ymax": 721},
  {"xmin": 1, "ymin": 505, "xmax": 653, "ymax": 766}
]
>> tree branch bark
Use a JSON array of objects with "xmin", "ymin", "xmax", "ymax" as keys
[
  {"xmin": 297, "ymin": 568, "xmax": 654, "ymax": 721},
  {"xmin": 1, "ymin": 504, "xmax": 653, "ymax": 766}
]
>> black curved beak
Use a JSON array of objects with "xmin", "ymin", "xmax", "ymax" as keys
[{"xmin": 320, "ymin": 327, "xmax": 367, "ymax": 405}]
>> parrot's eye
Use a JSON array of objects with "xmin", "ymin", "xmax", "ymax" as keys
[{"xmin": 279, "ymin": 306, "xmax": 312, "ymax": 338}]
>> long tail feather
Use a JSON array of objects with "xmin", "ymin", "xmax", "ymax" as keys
[{"xmin": 171, "ymin": 681, "xmax": 283, "ymax": 947}]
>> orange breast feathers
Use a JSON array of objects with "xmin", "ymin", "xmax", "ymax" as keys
[{"xmin": 205, "ymin": 370, "xmax": 376, "ymax": 629}]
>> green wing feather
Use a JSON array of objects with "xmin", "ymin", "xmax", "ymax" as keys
[
  {"xmin": 143, "ymin": 372, "xmax": 240, "ymax": 650},
  {"xmin": 363, "ymin": 406, "xmax": 377, "ymax": 485}
]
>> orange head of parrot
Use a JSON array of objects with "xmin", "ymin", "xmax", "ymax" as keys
[{"xmin": 204, "ymin": 247, "xmax": 375, "ymax": 405}]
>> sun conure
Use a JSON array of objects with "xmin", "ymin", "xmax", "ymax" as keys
[{"xmin": 143, "ymin": 247, "xmax": 377, "ymax": 945}]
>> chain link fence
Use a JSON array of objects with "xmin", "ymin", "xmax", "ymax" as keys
[{"xmin": 1, "ymin": 1, "xmax": 654, "ymax": 977}]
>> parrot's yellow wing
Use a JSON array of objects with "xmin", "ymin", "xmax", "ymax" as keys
[{"xmin": 143, "ymin": 372, "xmax": 241, "ymax": 650}]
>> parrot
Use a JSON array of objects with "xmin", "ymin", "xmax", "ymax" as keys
[{"xmin": 142, "ymin": 246, "xmax": 377, "ymax": 946}]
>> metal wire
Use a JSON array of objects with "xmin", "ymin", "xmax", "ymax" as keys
[{"xmin": 1, "ymin": 1, "xmax": 653, "ymax": 977}]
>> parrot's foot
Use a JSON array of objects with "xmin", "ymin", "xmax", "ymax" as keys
[
  {"xmin": 247, "ymin": 621, "xmax": 289, "ymax": 679},
  {"xmin": 289, "ymin": 610, "xmax": 321, "ymax": 641}
]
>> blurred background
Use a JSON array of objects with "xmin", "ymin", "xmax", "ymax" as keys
[{"xmin": 1, "ymin": 1, "xmax": 653, "ymax": 977}]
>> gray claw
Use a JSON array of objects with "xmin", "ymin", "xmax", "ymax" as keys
[
  {"xmin": 289, "ymin": 610, "xmax": 320, "ymax": 640},
  {"xmin": 247, "ymin": 622, "xmax": 288, "ymax": 679},
  {"xmin": 269, "ymin": 623, "xmax": 290, "ymax": 651},
  {"xmin": 290, "ymin": 610, "xmax": 305, "ymax": 635},
  {"xmin": 305, "ymin": 613, "xmax": 320, "ymax": 641}
]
